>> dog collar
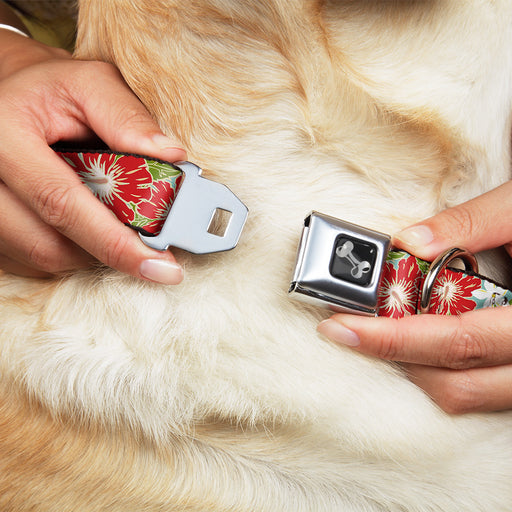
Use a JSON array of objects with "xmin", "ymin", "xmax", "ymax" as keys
[
  {"xmin": 289, "ymin": 211, "xmax": 512, "ymax": 317},
  {"xmin": 55, "ymin": 149, "xmax": 248, "ymax": 254}
]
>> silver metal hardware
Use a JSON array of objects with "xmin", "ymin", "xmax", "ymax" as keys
[
  {"xmin": 419, "ymin": 247, "xmax": 478, "ymax": 314},
  {"xmin": 139, "ymin": 161, "xmax": 248, "ymax": 254},
  {"xmin": 289, "ymin": 212, "xmax": 391, "ymax": 316}
]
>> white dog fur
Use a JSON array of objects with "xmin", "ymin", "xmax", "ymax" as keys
[{"xmin": 1, "ymin": 0, "xmax": 512, "ymax": 510}]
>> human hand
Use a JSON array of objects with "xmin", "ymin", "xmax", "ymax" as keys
[
  {"xmin": 0, "ymin": 30, "xmax": 186, "ymax": 282},
  {"xmin": 318, "ymin": 181, "xmax": 512, "ymax": 414}
]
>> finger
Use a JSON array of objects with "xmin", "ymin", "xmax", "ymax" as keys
[
  {"xmin": 56, "ymin": 61, "xmax": 187, "ymax": 162},
  {"xmin": 3, "ymin": 59, "xmax": 186, "ymax": 162},
  {"xmin": 0, "ymin": 141, "xmax": 184, "ymax": 284},
  {"xmin": 317, "ymin": 306, "xmax": 512, "ymax": 369},
  {"xmin": 404, "ymin": 363, "xmax": 512, "ymax": 414},
  {"xmin": 0, "ymin": 182, "xmax": 93, "ymax": 272},
  {"xmin": 0, "ymin": 254, "xmax": 53, "ymax": 278},
  {"xmin": 392, "ymin": 180, "xmax": 512, "ymax": 260},
  {"xmin": 0, "ymin": 61, "xmax": 185, "ymax": 284}
]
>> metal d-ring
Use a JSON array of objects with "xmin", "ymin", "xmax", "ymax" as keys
[{"xmin": 419, "ymin": 247, "xmax": 478, "ymax": 314}]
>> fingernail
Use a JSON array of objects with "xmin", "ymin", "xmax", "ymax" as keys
[
  {"xmin": 139, "ymin": 259, "xmax": 184, "ymax": 285},
  {"xmin": 317, "ymin": 319, "xmax": 360, "ymax": 347},
  {"xmin": 394, "ymin": 225, "xmax": 434, "ymax": 249},
  {"xmin": 151, "ymin": 134, "xmax": 187, "ymax": 159}
]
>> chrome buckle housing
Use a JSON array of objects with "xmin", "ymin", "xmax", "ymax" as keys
[
  {"xmin": 289, "ymin": 212, "xmax": 391, "ymax": 316},
  {"xmin": 139, "ymin": 161, "xmax": 248, "ymax": 254}
]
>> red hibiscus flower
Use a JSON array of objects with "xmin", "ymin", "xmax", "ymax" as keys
[
  {"xmin": 62, "ymin": 152, "xmax": 152, "ymax": 224},
  {"xmin": 429, "ymin": 271, "xmax": 480, "ymax": 315},
  {"xmin": 377, "ymin": 254, "xmax": 424, "ymax": 318},
  {"xmin": 135, "ymin": 175, "xmax": 183, "ymax": 234}
]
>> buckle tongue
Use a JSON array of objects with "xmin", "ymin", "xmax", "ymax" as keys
[
  {"xmin": 289, "ymin": 212, "xmax": 391, "ymax": 316},
  {"xmin": 139, "ymin": 161, "xmax": 248, "ymax": 254}
]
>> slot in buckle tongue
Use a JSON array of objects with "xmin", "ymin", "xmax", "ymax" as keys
[{"xmin": 139, "ymin": 161, "xmax": 248, "ymax": 254}]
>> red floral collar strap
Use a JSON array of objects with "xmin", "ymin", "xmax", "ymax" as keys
[
  {"xmin": 55, "ymin": 149, "xmax": 248, "ymax": 254},
  {"xmin": 57, "ymin": 150, "xmax": 182, "ymax": 236},
  {"xmin": 289, "ymin": 212, "xmax": 512, "ymax": 317},
  {"xmin": 377, "ymin": 250, "xmax": 512, "ymax": 318}
]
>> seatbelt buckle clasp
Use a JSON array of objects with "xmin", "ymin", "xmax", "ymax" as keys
[
  {"xmin": 289, "ymin": 212, "xmax": 391, "ymax": 316},
  {"xmin": 139, "ymin": 161, "xmax": 248, "ymax": 254}
]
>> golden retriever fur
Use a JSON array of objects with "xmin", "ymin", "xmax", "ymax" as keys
[{"xmin": 1, "ymin": 0, "xmax": 512, "ymax": 510}]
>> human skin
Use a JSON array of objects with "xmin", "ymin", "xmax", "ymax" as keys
[
  {"xmin": 318, "ymin": 182, "xmax": 512, "ymax": 414},
  {"xmin": 0, "ymin": 18, "xmax": 186, "ymax": 284}
]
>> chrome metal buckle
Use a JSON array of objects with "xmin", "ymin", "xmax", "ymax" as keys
[
  {"xmin": 289, "ymin": 212, "xmax": 391, "ymax": 316},
  {"xmin": 419, "ymin": 247, "xmax": 478, "ymax": 314},
  {"xmin": 139, "ymin": 161, "xmax": 248, "ymax": 254}
]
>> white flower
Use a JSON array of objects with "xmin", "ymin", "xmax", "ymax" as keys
[
  {"xmin": 379, "ymin": 278, "xmax": 416, "ymax": 317},
  {"xmin": 77, "ymin": 154, "xmax": 118, "ymax": 201},
  {"xmin": 472, "ymin": 281, "xmax": 508, "ymax": 307}
]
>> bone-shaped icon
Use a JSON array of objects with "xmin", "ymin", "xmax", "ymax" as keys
[{"xmin": 335, "ymin": 240, "xmax": 372, "ymax": 279}]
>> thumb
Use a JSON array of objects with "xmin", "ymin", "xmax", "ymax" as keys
[{"xmin": 392, "ymin": 180, "xmax": 512, "ymax": 260}]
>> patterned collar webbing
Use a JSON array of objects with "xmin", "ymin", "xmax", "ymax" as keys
[
  {"xmin": 377, "ymin": 250, "xmax": 512, "ymax": 318},
  {"xmin": 56, "ymin": 150, "xmax": 183, "ymax": 237},
  {"xmin": 56, "ymin": 149, "xmax": 512, "ymax": 317}
]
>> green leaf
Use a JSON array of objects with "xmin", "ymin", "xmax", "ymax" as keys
[
  {"xmin": 147, "ymin": 160, "xmax": 183, "ymax": 181},
  {"xmin": 130, "ymin": 210, "xmax": 154, "ymax": 228},
  {"xmin": 416, "ymin": 258, "xmax": 430, "ymax": 274},
  {"xmin": 387, "ymin": 250, "xmax": 407, "ymax": 261}
]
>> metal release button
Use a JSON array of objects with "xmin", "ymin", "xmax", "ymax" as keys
[
  {"xmin": 289, "ymin": 212, "xmax": 391, "ymax": 316},
  {"xmin": 330, "ymin": 236, "xmax": 378, "ymax": 286}
]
